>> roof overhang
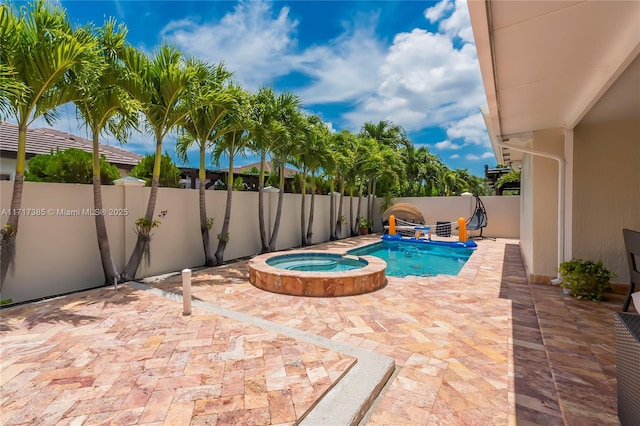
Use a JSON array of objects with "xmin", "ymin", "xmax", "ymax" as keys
[{"xmin": 469, "ymin": 0, "xmax": 640, "ymax": 158}]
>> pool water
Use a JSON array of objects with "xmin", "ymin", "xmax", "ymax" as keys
[
  {"xmin": 266, "ymin": 253, "xmax": 367, "ymax": 272},
  {"xmin": 348, "ymin": 241, "xmax": 473, "ymax": 277}
]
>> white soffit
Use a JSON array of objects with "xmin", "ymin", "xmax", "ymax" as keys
[{"xmin": 471, "ymin": 0, "xmax": 640, "ymax": 138}]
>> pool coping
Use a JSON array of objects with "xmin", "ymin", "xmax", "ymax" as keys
[{"xmin": 248, "ymin": 250, "xmax": 388, "ymax": 297}]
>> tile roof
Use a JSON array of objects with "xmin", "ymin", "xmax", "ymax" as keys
[
  {"xmin": 0, "ymin": 121, "xmax": 142, "ymax": 167},
  {"xmin": 233, "ymin": 160, "xmax": 298, "ymax": 178}
]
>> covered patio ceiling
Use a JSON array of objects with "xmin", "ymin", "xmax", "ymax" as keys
[{"xmin": 468, "ymin": 0, "xmax": 640, "ymax": 164}]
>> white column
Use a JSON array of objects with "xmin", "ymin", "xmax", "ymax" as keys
[{"xmin": 563, "ymin": 127, "xmax": 574, "ymax": 261}]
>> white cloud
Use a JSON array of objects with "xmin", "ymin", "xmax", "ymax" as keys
[
  {"xmin": 435, "ymin": 140, "xmax": 461, "ymax": 150},
  {"xmin": 464, "ymin": 152, "xmax": 493, "ymax": 162},
  {"xmin": 436, "ymin": 0, "xmax": 474, "ymax": 43},
  {"xmin": 445, "ymin": 113, "xmax": 488, "ymax": 146},
  {"xmin": 161, "ymin": 1, "xmax": 299, "ymax": 89},
  {"xmin": 342, "ymin": 0, "xmax": 485, "ymax": 132},
  {"xmin": 158, "ymin": 0, "xmax": 485, "ymax": 145},
  {"xmin": 425, "ymin": 0, "xmax": 454, "ymax": 23},
  {"xmin": 450, "ymin": 154, "xmax": 460, "ymax": 159},
  {"xmin": 296, "ymin": 20, "xmax": 386, "ymax": 104}
]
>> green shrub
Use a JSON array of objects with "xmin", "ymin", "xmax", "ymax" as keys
[
  {"xmin": 25, "ymin": 148, "xmax": 120, "ymax": 184},
  {"xmin": 130, "ymin": 152, "xmax": 182, "ymax": 188},
  {"xmin": 558, "ymin": 258, "xmax": 615, "ymax": 301},
  {"xmin": 359, "ymin": 217, "xmax": 372, "ymax": 228}
]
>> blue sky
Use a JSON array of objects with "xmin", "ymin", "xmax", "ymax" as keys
[{"xmin": 42, "ymin": 0, "xmax": 495, "ymax": 176}]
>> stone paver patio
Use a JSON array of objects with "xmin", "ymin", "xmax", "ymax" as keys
[{"xmin": 1, "ymin": 235, "xmax": 631, "ymax": 425}]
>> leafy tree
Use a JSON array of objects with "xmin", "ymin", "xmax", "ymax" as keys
[
  {"xmin": 176, "ymin": 62, "xmax": 236, "ymax": 266},
  {"xmin": 361, "ymin": 120, "xmax": 405, "ymax": 149},
  {"xmin": 0, "ymin": 0, "xmax": 101, "ymax": 287},
  {"xmin": 248, "ymin": 87, "xmax": 301, "ymax": 252},
  {"xmin": 291, "ymin": 114, "xmax": 329, "ymax": 245},
  {"xmin": 496, "ymin": 169, "xmax": 521, "ymax": 195},
  {"xmin": 130, "ymin": 152, "xmax": 182, "ymax": 188},
  {"xmin": 25, "ymin": 148, "xmax": 120, "ymax": 184},
  {"xmin": 496, "ymin": 169, "xmax": 521, "ymax": 189},
  {"xmin": 74, "ymin": 18, "xmax": 139, "ymax": 286},
  {"xmin": 244, "ymin": 166, "xmax": 260, "ymax": 174},
  {"xmin": 118, "ymin": 44, "xmax": 198, "ymax": 281},
  {"xmin": 211, "ymin": 91, "xmax": 251, "ymax": 265}
]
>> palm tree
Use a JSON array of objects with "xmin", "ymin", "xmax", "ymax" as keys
[
  {"xmin": 248, "ymin": 87, "xmax": 301, "ymax": 252},
  {"xmin": 361, "ymin": 120, "xmax": 405, "ymax": 149},
  {"xmin": 369, "ymin": 144, "xmax": 404, "ymax": 223},
  {"xmin": 330, "ymin": 130, "xmax": 357, "ymax": 239},
  {"xmin": 248, "ymin": 87, "xmax": 277, "ymax": 252},
  {"xmin": 211, "ymin": 87, "xmax": 251, "ymax": 265},
  {"xmin": 119, "ymin": 44, "xmax": 198, "ymax": 280},
  {"xmin": 0, "ymin": 63, "xmax": 26, "ymax": 119},
  {"xmin": 291, "ymin": 115, "xmax": 329, "ymax": 246},
  {"xmin": 268, "ymin": 100, "xmax": 304, "ymax": 251},
  {"xmin": 0, "ymin": 0, "xmax": 101, "ymax": 287},
  {"xmin": 74, "ymin": 19, "xmax": 139, "ymax": 285},
  {"xmin": 176, "ymin": 62, "xmax": 235, "ymax": 266},
  {"xmin": 349, "ymin": 136, "xmax": 377, "ymax": 232}
]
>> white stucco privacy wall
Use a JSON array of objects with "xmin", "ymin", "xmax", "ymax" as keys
[{"xmin": 1, "ymin": 181, "xmax": 520, "ymax": 304}]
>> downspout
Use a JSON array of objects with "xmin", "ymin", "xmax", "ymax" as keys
[{"xmin": 495, "ymin": 137, "xmax": 566, "ymax": 284}]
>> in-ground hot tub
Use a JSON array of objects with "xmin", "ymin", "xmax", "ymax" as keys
[{"xmin": 248, "ymin": 251, "xmax": 387, "ymax": 297}]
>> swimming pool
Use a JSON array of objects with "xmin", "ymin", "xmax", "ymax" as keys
[
  {"xmin": 266, "ymin": 253, "xmax": 366, "ymax": 272},
  {"xmin": 348, "ymin": 241, "xmax": 473, "ymax": 277}
]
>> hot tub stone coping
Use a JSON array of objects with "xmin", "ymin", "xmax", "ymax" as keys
[{"xmin": 248, "ymin": 250, "xmax": 387, "ymax": 297}]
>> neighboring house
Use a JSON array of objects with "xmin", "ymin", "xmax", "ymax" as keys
[
  {"xmin": 484, "ymin": 165, "xmax": 520, "ymax": 195},
  {"xmin": 233, "ymin": 161, "xmax": 298, "ymax": 179},
  {"xmin": 469, "ymin": 1, "xmax": 640, "ymax": 284},
  {"xmin": 0, "ymin": 122, "xmax": 142, "ymax": 180},
  {"xmin": 180, "ymin": 161, "xmax": 299, "ymax": 192}
]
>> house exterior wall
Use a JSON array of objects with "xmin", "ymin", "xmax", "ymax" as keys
[
  {"xmin": 572, "ymin": 118, "xmax": 640, "ymax": 283},
  {"xmin": 0, "ymin": 182, "xmax": 520, "ymax": 304},
  {"xmin": 0, "ymin": 157, "xmax": 17, "ymax": 180},
  {"xmin": 520, "ymin": 128, "xmax": 565, "ymax": 283}
]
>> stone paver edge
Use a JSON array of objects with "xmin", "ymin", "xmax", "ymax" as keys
[{"xmin": 125, "ymin": 281, "xmax": 396, "ymax": 426}]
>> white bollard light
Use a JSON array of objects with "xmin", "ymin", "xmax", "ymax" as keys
[{"xmin": 182, "ymin": 268, "xmax": 192, "ymax": 316}]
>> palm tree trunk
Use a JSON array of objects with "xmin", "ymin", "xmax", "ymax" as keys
[
  {"xmin": 355, "ymin": 180, "xmax": 364, "ymax": 231},
  {"xmin": 306, "ymin": 172, "xmax": 315, "ymax": 243},
  {"xmin": 349, "ymin": 187, "xmax": 357, "ymax": 236},
  {"xmin": 122, "ymin": 136, "xmax": 163, "ymax": 281},
  {"xmin": 329, "ymin": 180, "xmax": 336, "ymax": 241},
  {"xmin": 405, "ymin": 177, "xmax": 415, "ymax": 197},
  {"xmin": 369, "ymin": 179, "xmax": 377, "ymax": 225},
  {"xmin": 257, "ymin": 155, "xmax": 270, "ymax": 253},
  {"xmin": 200, "ymin": 145, "xmax": 214, "ymax": 266},
  {"xmin": 334, "ymin": 178, "xmax": 345, "ymax": 240},
  {"xmin": 0, "ymin": 125, "xmax": 28, "ymax": 288},
  {"xmin": 300, "ymin": 171, "xmax": 307, "ymax": 246},
  {"xmin": 0, "ymin": 175, "xmax": 23, "ymax": 289},
  {"xmin": 92, "ymin": 133, "xmax": 119, "ymax": 285},
  {"xmin": 268, "ymin": 164, "xmax": 285, "ymax": 251},
  {"xmin": 366, "ymin": 179, "xmax": 373, "ymax": 225},
  {"xmin": 215, "ymin": 151, "xmax": 235, "ymax": 265}
]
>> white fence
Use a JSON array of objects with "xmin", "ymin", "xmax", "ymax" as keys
[{"xmin": 0, "ymin": 181, "xmax": 519, "ymax": 303}]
